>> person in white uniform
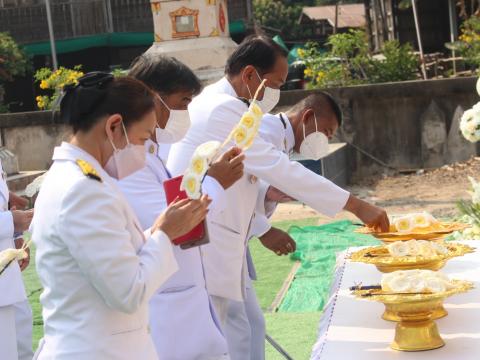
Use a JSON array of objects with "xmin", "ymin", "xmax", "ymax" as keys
[
  {"xmin": 119, "ymin": 55, "xmax": 245, "ymax": 359},
  {"xmin": 167, "ymin": 35, "xmax": 390, "ymax": 360},
  {"xmin": 0, "ymin": 161, "xmax": 34, "ymax": 360},
  {"xmin": 225, "ymin": 92, "xmax": 347, "ymax": 360},
  {"xmin": 31, "ymin": 72, "xmax": 211, "ymax": 360}
]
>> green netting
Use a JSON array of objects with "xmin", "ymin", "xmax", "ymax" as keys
[{"xmin": 278, "ymin": 220, "xmax": 380, "ymax": 312}]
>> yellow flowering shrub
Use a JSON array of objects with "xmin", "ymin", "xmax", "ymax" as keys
[
  {"xmin": 34, "ymin": 65, "xmax": 84, "ymax": 110},
  {"xmin": 453, "ymin": 16, "xmax": 480, "ymax": 71}
]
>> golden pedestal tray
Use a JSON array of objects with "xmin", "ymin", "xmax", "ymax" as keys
[
  {"xmin": 349, "ymin": 243, "xmax": 474, "ymax": 273},
  {"xmin": 355, "ymin": 222, "xmax": 469, "ymax": 242},
  {"xmin": 350, "ymin": 243, "xmax": 474, "ymax": 322},
  {"xmin": 352, "ymin": 280, "xmax": 473, "ymax": 351},
  {"xmin": 382, "ymin": 299, "xmax": 447, "ymax": 322}
]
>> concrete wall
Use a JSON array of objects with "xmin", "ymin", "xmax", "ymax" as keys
[
  {"xmin": 1, "ymin": 77, "xmax": 479, "ymax": 180},
  {"xmin": 278, "ymin": 77, "xmax": 480, "ymax": 181},
  {"xmin": 0, "ymin": 111, "xmax": 69, "ymax": 171}
]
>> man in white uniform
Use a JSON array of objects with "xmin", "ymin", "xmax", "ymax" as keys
[
  {"xmin": 0, "ymin": 159, "xmax": 34, "ymax": 360},
  {"xmin": 119, "ymin": 55, "xmax": 245, "ymax": 359},
  {"xmin": 225, "ymin": 91, "xmax": 346, "ymax": 359},
  {"xmin": 167, "ymin": 35, "xmax": 389, "ymax": 359}
]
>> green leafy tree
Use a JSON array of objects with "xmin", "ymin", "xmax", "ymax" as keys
[
  {"xmin": 253, "ymin": 0, "xmax": 304, "ymax": 40},
  {"xmin": 450, "ymin": 16, "xmax": 480, "ymax": 71},
  {"xmin": 366, "ymin": 40, "xmax": 418, "ymax": 83},
  {"xmin": 0, "ymin": 32, "xmax": 31, "ymax": 113},
  {"xmin": 300, "ymin": 29, "xmax": 370, "ymax": 87},
  {"xmin": 300, "ymin": 29, "xmax": 418, "ymax": 88}
]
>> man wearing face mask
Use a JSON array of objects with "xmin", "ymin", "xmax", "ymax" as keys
[
  {"xmin": 168, "ymin": 35, "xmax": 390, "ymax": 360},
  {"xmin": 118, "ymin": 55, "xmax": 244, "ymax": 359}
]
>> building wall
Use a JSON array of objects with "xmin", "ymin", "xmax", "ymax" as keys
[
  {"xmin": 0, "ymin": 111, "xmax": 69, "ymax": 171},
  {"xmin": 3, "ymin": 77, "xmax": 476, "ymax": 180},
  {"xmin": 278, "ymin": 76, "xmax": 479, "ymax": 181},
  {"xmin": 0, "ymin": 0, "xmax": 251, "ymax": 45}
]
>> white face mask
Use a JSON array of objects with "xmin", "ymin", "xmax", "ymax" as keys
[
  {"xmin": 155, "ymin": 96, "xmax": 191, "ymax": 144},
  {"xmin": 104, "ymin": 121, "xmax": 146, "ymax": 179},
  {"xmin": 246, "ymin": 70, "xmax": 281, "ymax": 113},
  {"xmin": 299, "ymin": 113, "xmax": 330, "ymax": 161}
]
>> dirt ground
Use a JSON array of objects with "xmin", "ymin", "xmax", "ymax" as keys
[{"xmin": 271, "ymin": 157, "xmax": 480, "ymax": 224}]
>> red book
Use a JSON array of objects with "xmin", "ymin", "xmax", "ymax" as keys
[{"xmin": 163, "ymin": 175, "xmax": 209, "ymax": 249}]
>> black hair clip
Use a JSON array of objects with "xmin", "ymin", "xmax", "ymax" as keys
[{"xmin": 78, "ymin": 72, "xmax": 114, "ymax": 88}]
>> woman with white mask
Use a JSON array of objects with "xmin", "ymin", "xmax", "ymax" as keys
[
  {"xmin": 32, "ymin": 72, "xmax": 211, "ymax": 360},
  {"xmin": 118, "ymin": 55, "xmax": 245, "ymax": 359}
]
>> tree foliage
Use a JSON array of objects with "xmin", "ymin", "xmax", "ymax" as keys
[
  {"xmin": 0, "ymin": 32, "xmax": 31, "ymax": 113},
  {"xmin": 300, "ymin": 30, "xmax": 418, "ymax": 88}
]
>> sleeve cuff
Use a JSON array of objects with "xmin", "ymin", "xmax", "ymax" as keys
[
  {"xmin": 202, "ymin": 175, "xmax": 227, "ymax": 213},
  {"xmin": 0, "ymin": 211, "xmax": 15, "ymax": 241},
  {"xmin": 249, "ymin": 212, "xmax": 271, "ymax": 239},
  {"xmin": 150, "ymin": 229, "xmax": 179, "ymax": 277},
  {"xmin": 326, "ymin": 188, "xmax": 350, "ymax": 218}
]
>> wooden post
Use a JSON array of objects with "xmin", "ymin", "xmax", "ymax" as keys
[
  {"xmin": 364, "ymin": 0, "xmax": 374, "ymax": 51},
  {"xmin": 334, "ymin": 1, "xmax": 339, "ymax": 34}
]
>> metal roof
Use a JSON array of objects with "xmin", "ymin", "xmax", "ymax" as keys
[{"xmin": 301, "ymin": 4, "xmax": 366, "ymax": 28}]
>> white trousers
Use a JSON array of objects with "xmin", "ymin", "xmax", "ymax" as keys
[
  {"xmin": 210, "ymin": 295, "xmax": 230, "ymax": 327},
  {"xmin": 13, "ymin": 300, "xmax": 34, "ymax": 360},
  {"xmin": 0, "ymin": 305, "xmax": 18, "ymax": 360},
  {"xmin": 210, "ymin": 285, "xmax": 265, "ymax": 360},
  {"xmin": 0, "ymin": 300, "xmax": 33, "ymax": 360}
]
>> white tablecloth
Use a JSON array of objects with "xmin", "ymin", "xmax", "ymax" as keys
[{"xmin": 310, "ymin": 241, "xmax": 480, "ymax": 360}]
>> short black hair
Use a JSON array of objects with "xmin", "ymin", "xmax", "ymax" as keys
[
  {"xmin": 225, "ymin": 35, "xmax": 288, "ymax": 76},
  {"xmin": 128, "ymin": 54, "xmax": 202, "ymax": 96},
  {"xmin": 288, "ymin": 92, "xmax": 343, "ymax": 126}
]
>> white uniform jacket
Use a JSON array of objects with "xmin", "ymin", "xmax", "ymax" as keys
[
  {"xmin": 0, "ymin": 160, "xmax": 27, "ymax": 307},
  {"xmin": 167, "ymin": 78, "xmax": 350, "ymax": 301},
  {"xmin": 118, "ymin": 139, "xmax": 228, "ymax": 360},
  {"xmin": 32, "ymin": 142, "xmax": 178, "ymax": 360}
]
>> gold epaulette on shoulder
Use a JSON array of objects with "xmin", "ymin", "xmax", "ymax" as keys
[{"xmin": 76, "ymin": 159, "xmax": 102, "ymax": 182}]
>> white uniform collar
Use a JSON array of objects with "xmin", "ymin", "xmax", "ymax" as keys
[
  {"xmin": 52, "ymin": 142, "xmax": 112, "ymax": 185},
  {"xmin": 278, "ymin": 113, "xmax": 296, "ymax": 153},
  {"xmin": 216, "ymin": 77, "xmax": 239, "ymax": 98}
]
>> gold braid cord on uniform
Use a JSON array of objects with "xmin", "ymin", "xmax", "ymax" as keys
[{"xmin": 76, "ymin": 159, "xmax": 102, "ymax": 182}]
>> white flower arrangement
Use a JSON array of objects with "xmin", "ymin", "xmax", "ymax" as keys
[
  {"xmin": 391, "ymin": 212, "xmax": 437, "ymax": 233},
  {"xmin": 381, "ymin": 269, "xmax": 454, "ymax": 293},
  {"xmin": 387, "ymin": 239, "xmax": 448, "ymax": 258},
  {"xmin": 460, "ymin": 77, "xmax": 480, "ymax": 142},
  {"xmin": 455, "ymin": 176, "xmax": 480, "ymax": 240},
  {"xmin": 181, "ymin": 141, "xmax": 221, "ymax": 199},
  {"xmin": 460, "ymin": 102, "xmax": 480, "ymax": 142},
  {"xmin": 180, "ymin": 80, "xmax": 267, "ymax": 199},
  {"xmin": 24, "ymin": 172, "xmax": 47, "ymax": 198}
]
